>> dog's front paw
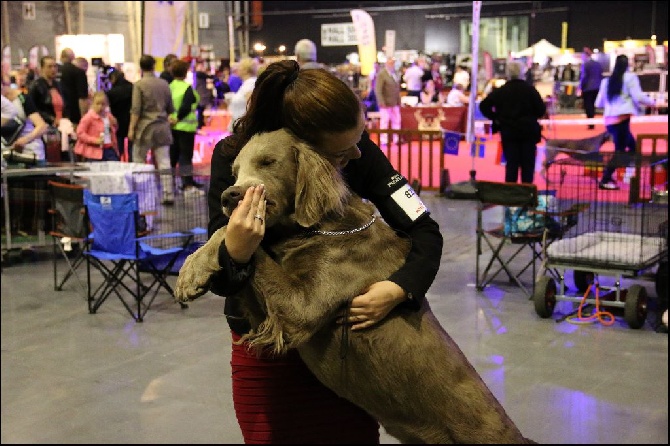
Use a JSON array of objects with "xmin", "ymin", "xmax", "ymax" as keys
[{"xmin": 174, "ymin": 251, "xmax": 215, "ymax": 303}]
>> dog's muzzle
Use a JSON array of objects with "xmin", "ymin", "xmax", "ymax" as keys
[{"xmin": 221, "ymin": 185, "xmax": 249, "ymax": 215}]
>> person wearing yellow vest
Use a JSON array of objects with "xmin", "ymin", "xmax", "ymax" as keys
[{"xmin": 169, "ymin": 59, "xmax": 203, "ymax": 193}]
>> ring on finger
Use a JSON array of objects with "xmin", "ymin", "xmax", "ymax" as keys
[{"xmin": 254, "ymin": 214, "xmax": 264, "ymax": 223}]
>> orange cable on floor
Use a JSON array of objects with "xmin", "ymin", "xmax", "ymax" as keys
[{"xmin": 567, "ymin": 282, "xmax": 616, "ymax": 326}]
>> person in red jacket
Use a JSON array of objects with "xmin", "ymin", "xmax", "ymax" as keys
[{"xmin": 74, "ymin": 91, "xmax": 119, "ymax": 161}]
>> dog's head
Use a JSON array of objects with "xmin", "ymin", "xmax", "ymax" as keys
[{"xmin": 221, "ymin": 129, "xmax": 351, "ymax": 228}]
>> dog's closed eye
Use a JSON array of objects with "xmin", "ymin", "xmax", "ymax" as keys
[{"xmin": 258, "ymin": 156, "xmax": 276, "ymax": 167}]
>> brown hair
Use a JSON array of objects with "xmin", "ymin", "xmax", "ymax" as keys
[
  {"xmin": 171, "ymin": 59, "xmax": 190, "ymax": 78},
  {"xmin": 234, "ymin": 60, "xmax": 362, "ymax": 149},
  {"xmin": 40, "ymin": 56, "xmax": 55, "ymax": 70}
]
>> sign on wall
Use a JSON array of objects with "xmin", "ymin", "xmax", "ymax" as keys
[
  {"xmin": 22, "ymin": 2, "xmax": 36, "ymax": 20},
  {"xmin": 321, "ymin": 23, "xmax": 358, "ymax": 47}
]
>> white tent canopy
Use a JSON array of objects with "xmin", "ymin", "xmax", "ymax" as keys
[{"xmin": 515, "ymin": 39, "xmax": 562, "ymax": 63}]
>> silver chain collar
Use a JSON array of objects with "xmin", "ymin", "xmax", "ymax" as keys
[{"xmin": 306, "ymin": 216, "xmax": 376, "ymax": 236}]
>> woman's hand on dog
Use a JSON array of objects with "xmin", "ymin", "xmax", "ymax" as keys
[
  {"xmin": 339, "ymin": 281, "xmax": 406, "ymax": 331},
  {"xmin": 225, "ymin": 185, "xmax": 267, "ymax": 263}
]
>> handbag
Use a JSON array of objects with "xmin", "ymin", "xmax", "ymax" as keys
[{"xmin": 1, "ymin": 116, "xmax": 26, "ymax": 147}]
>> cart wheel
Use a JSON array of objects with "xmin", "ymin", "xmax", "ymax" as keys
[
  {"xmin": 624, "ymin": 285, "xmax": 648, "ymax": 329},
  {"xmin": 534, "ymin": 276, "xmax": 557, "ymax": 318},
  {"xmin": 573, "ymin": 270, "xmax": 595, "ymax": 293}
]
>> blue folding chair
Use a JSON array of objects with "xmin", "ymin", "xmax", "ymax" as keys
[{"xmin": 83, "ymin": 190, "xmax": 196, "ymax": 322}]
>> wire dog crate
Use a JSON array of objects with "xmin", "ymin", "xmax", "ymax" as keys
[
  {"xmin": 131, "ymin": 169, "xmax": 210, "ymax": 273},
  {"xmin": 533, "ymin": 154, "xmax": 668, "ymax": 329}
]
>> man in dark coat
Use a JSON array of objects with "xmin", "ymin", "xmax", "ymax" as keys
[
  {"xmin": 479, "ymin": 61, "xmax": 546, "ymax": 184},
  {"xmin": 580, "ymin": 48, "xmax": 604, "ymax": 130},
  {"xmin": 106, "ymin": 70, "xmax": 134, "ymax": 161},
  {"xmin": 58, "ymin": 48, "xmax": 89, "ymax": 127}
]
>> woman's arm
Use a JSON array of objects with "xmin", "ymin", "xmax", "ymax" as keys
[
  {"xmin": 207, "ymin": 135, "xmax": 259, "ymax": 297},
  {"xmin": 14, "ymin": 111, "xmax": 48, "ymax": 149},
  {"xmin": 12, "ymin": 94, "xmax": 48, "ymax": 149},
  {"xmin": 594, "ymin": 79, "xmax": 607, "ymax": 109},
  {"xmin": 342, "ymin": 132, "xmax": 443, "ymax": 329},
  {"xmin": 176, "ymin": 86, "xmax": 196, "ymax": 121}
]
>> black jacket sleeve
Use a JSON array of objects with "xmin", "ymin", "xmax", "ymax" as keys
[
  {"xmin": 176, "ymin": 86, "xmax": 196, "ymax": 121},
  {"xmin": 207, "ymin": 134, "xmax": 251, "ymax": 298},
  {"xmin": 344, "ymin": 131, "xmax": 443, "ymax": 308},
  {"xmin": 28, "ymin": 79, "xmax": 56, "ymax": 126}
]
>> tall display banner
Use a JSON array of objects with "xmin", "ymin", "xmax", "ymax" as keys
[
  {"xmin": 350, "ymin": 9, "xmax": 376, "ymax": 76},
  {"xmin": 466, "ymin": 1, "xmax": 482, "ymax": 170},
  {"xmin": 143, "ymin": 1, "xmax": 187, "ymax": 58}
]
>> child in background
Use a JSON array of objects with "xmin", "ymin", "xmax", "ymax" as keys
[{"xmin": 74, "ymin": 91, "xmax": 119, "ymax": 161}]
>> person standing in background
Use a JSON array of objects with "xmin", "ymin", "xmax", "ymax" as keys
[
  {"xmin": 106, "ymin": 70, "xmax": 134, "ymax": 161},
  {"xmin": 160, "ymin": 54, "xmax": 177, "ymax": 84},
  {"xmin": 595, "ymin": 54, "xmax": 657, "ymax": 190},
  {"xmin": 453, "ymin": 65, "xmax": 470, "ymax": 91},
  {"xmin": 169, "ymin": 59, "xmax": 203, "ymax": 194},
  {"xmin": 128, "ymin": 54, "xmax": 175, "ymax": 205},
  {"xmin": 227, "ymin": 63, "xmax": 242, "ymax": 93},
  {"xmin": 1, "ymin": 74, "xmax": 48, "ymax": 161},
  {"xmin": 580, "ymin": 48, "xmax": 604, "ymax": 130},
  {"xmin": 556, "ymin": 63, "xmax": 577, "ymax": 82},
  {"xmin": 194, "ymin": 60, "xmax": 215, "ymax": 129},
  {"xmin": 403, "ymin": 59, "xmax": 425, "ymax": 98},
  {"xmin": 29, "ymin": 56, "xmax": 66, "ymax": 127},
  {"xmin": 226, "ymin": 58, "xmax": 258, "ymax": 132},
  {"xmin": 445, "ymin": 82, "xmax": 469, "ymax": 107},
  {"xmin": 428, "ymin": 61, "xmax": 444, "ymax": 92},
  {"xmin": 294, "ymin": 39, "xmax": 324, "ymax": 70},
  {"xmin": 74, "ymin": 91, "xmax": 119, "ymax": 161},
  {"xmin": 374, "ymin": 57, "xmax": 401, "ymax": 146},
  {"xmin": 479, "ymin": 61, "xmax": 546, "ymax": 184},
  {"xmin": 28, "ymin": 56, "xmax": 67, "ymax": 161},
  {"xmin": 59, "ymin": 48, "xmax": 89, "ymax": 128}
]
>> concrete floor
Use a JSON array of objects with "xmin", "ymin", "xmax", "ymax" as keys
[{"xmin": 1, "ymin": 192, "xmax": 668, "ymax": 444}]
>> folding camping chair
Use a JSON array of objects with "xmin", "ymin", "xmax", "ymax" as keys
[
  {"xmin": 82, "ymin": 190, "xmax": 195, "ymax": 322},
  {"xmin": 475, "ymin": 181, "xmax": 547, "ymax": 298},
  {"xmin": 47, "ymin": 180, "xmax": 90, "ymax": 296}
]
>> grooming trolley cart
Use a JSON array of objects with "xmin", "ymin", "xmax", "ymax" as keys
[{"xmin": 533, "ymin": 154, "xmax": 668, "ymax": 329}]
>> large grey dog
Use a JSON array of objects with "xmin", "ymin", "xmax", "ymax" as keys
[{"xmin": 175, "ymin": 129, "xmax": 536, "ymax": 444}]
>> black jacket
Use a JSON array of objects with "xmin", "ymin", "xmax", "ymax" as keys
[
  {"xmin": 59, "ymin": 61, "xmax": 89, "ymax": 124},
  {"xmin": 106, "ymin": 78, "xmax": 134, "ymax": 137},
  {"xmin": 479, "ymin": 79, "xmax": 546, "ymax": 143},
  {"xmin": 28, "ymin": 77, "xmax": 67, "ymax": 127},
  {"xmin": 207, "ymin": 131, "xmax": 444, "ymax": 335}
]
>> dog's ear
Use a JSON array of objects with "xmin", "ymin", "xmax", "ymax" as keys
[{"xmin": 293, "ymin": 141, "xmax": 350, "ymax": 227}]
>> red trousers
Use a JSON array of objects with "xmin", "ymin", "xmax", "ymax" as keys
[{"xmin": 231, "ymin": 332, "xmax": 380, "ymax": 444}]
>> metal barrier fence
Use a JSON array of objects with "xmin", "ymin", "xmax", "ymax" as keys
[{"xmin": 366, "ymin": 129, "xmax": 445, "ymax": 191}]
